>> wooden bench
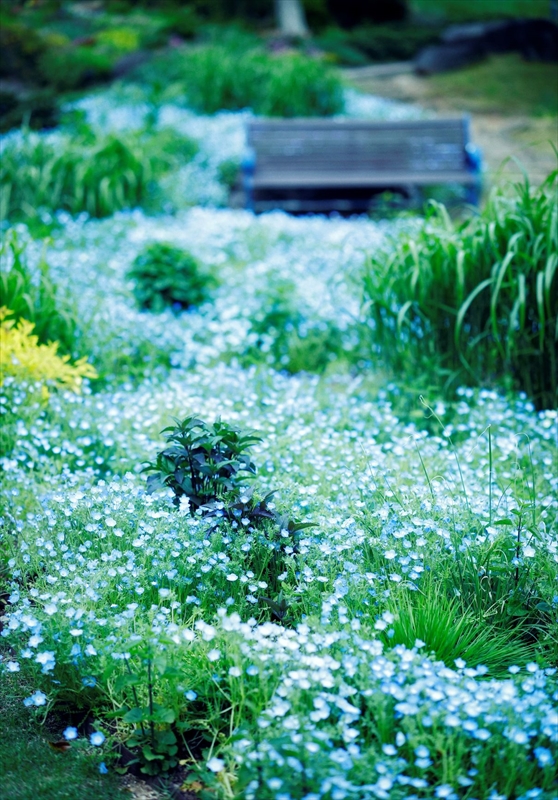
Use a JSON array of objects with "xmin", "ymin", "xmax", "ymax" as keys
[{"xmin": 242, "ymin": 117, "xmax": 482, "ymax": 213}]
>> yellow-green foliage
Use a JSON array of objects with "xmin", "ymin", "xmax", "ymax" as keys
[
  {"xmin": 96, "ymin": 27, "xmax": 140, "ymax": 53},
  {"xmin": 0, "ymin": 309, "xmax": 97, "ymax": 397}
]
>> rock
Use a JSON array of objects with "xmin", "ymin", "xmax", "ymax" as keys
[
  {"xmin": 416, "ymin": 17, "xmax": 558, "ymax": 74},
  {"xmin": 415, "ymin": 41, "xmax": 485, "ymax": 75},
  {"xmin": 512, "ymin": 18, "xmax": 558, "ymax": 61},
  {"xmin": 443, "ymin": 18, "xmax": 558, "ymax": 61}
]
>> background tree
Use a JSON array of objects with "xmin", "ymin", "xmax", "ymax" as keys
[{"xmin": 275, "ymin": 0, "xmax": 309, "ymax": 36}]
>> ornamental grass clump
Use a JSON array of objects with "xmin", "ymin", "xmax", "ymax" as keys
[
  {"xmin": 0, "ymin": 125, "xmax": 197, "ymax": 220},
  {"xmin": 0, "ymin": 229, "xmax": 78, "ymax": 356},
  {"xmin": 160, "ymin": 44, "xmax": 344, "ymax": 117},
  {"xmin": 362, "ymin": 168, "xmax": 557, "ymax": 408}
]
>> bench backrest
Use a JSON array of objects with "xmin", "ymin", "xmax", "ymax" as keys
[{"xmin": 247, "ymin": 117, "xmax": 471, "ymax": 180}]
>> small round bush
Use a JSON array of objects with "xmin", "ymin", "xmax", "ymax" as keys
[{"xmin": 128, "ymin": 243, "xmax": 216, "ymax": 313}]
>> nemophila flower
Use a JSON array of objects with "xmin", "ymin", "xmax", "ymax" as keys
[
  {"xmin": 207, "ymin": 756, "xmax": 225, "ymax": 773},
  {"xmin": 99, "ymin": 762, "xmax": 109, "ymax": 774},
  {"xmin": 534, "ymin": 746, "xmax": 554, "ymax": 767},
  {"xmin": 89, "ymin": 731, "xmax": 105, "ymax": 746},
  {"xmin": 63, "ymin": 727, "xmax": 78, "ymax": 741},
  {"xmin": 35, "ymin": 651, "xmax": 56, "ymax": 673},
  {"xmin": 185, "ymin": 690, "xmax": 197, "ymax": 701},
  {"xmin": 207, "ymin": 649, "xmax": 221, "ymax": 662},
  {"xmin": 435, "ymin": 785, "xmax": 457, "ymax": 799},
  {"xmin": 6, "ymin": 660, "xmax": 19, "ymax": 672},
  {"xmin": 23, "ymin": 691, "xmax": 47, "ymax": 707}
]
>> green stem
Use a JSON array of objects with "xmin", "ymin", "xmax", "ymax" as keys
[
  {"xmin": 147, "ymin": 659, "xmax": 155, "ymax": 747},
  {"xmin": 125, "ymin": 658, "xmax": 145, "ymax": 736},
  {"xmin": 488, "ymin": 424, "xmax": 492, "ymax": 526}
]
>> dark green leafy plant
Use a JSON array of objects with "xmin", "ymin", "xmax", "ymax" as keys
[
  {"xmin": 38, "ymin": 46, "xmax": 114, "ymax": 92},
  {"xmin": 362, "ymin": 168, "xmax": 558, "ymax": 408},
  {"xmin": 206, "ymin": 487, "xmax": 315, "ymax": 599},
  {"xmin": 0, "ymin": 229, "xmax": 78, "ymax": 355},
  {"xmin": 144, "ymin": 416, "xmax": 261, "ymax": 513},
  {"xmin": 127, "ymin": 243, "xmax": 216, "ymax": 313}
]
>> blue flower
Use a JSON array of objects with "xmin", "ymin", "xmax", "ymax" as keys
[{"xmin": 90, "ymin": 731, "xmax": 105, "ymax": 746}]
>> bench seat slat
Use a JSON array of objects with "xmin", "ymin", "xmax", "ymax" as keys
[{"xmin": 253, "ymin": 171, "xmax": 478, "ymax": 188}]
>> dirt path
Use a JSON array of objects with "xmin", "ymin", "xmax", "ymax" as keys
[{"xmin": 342, "ymin": 68, "xmax": 558, "ymax": 188}]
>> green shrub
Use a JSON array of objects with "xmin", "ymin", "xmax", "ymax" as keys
[
  {"xmin": 362, "ymin": 169, "xmax": 558, "ymax": 409},
  {"xmin": 316, "ymin": 22, "xmax": 442, "ymax": 66},
  {"xmin": 38, "ymin": 46, "xmax": 114, "ymax": 91},
  {"xmin": 0, "ymin": 229, "xmax": 78, "ymax": 356},
  {"xmin": 0, "ymin": 126, "xmax": 196, "ymax": 220},
  {"xmin": 0, "ymin": 16, "xmax": 47, "ymax": 83},
  {"xmin": 315, "ymin": 28, "xmax": 370, "ymax": 66},
  {"xmin": 127, "ymin": 243, "xmax": 217, "ymax": 313},
  {"xmin": 217, "ymin": 157, "xmax": 241, "ymax": 189},
  {"xmin": 149, "ymin": 44, "xmax": 344, "ymax": 116}
]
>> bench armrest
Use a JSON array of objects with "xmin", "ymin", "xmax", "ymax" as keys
[{"xmin": 241, "ymin": 146, "xmax": 256, "ymax": 212}]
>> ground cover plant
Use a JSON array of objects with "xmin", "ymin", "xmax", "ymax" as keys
[{"xmin": 1, "ymin": 72, "xmax": 557, "ymax": 800}]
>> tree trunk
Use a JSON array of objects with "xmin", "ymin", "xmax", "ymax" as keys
[{"xmin": 274, "ymin": 0, "xmax": 310, "ymax": 38}]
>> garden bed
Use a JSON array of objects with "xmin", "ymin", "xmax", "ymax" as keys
[{"xmin": 1, "ymin": 74, "xmax": 557, "ymax": 800}]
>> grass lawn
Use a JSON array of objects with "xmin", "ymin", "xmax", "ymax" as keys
[
  {"xmin": 428, "ymin": 53, "xmax": 558, "ymax": 116},
  {"xmin": 0, "ymin": 665, "xmax": 125, "ymax": 800},
  {"xmin": 410, "ymin": 0, "xmax": 552, "ymax": 22}
]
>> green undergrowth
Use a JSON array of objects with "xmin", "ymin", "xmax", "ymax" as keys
[{"xmin": 0, "ymin": 229, "xmax": 79, "ymax": 356}]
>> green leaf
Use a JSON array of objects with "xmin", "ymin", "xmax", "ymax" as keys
[
  {"xmin": 123, "ymin": 706, "xmax": 147, "ymax": 723},
  {"xmin": 114, "ymin": 673, "xmax": 142, "ymax": 692},
  {"xmin": 151, "ymin": 707, "xmax": 175, "ymax": 724}
]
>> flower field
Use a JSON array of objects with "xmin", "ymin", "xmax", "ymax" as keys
[{"xmin": 1, "ymin": 87, "xmax": 557, "ymax": 800}]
